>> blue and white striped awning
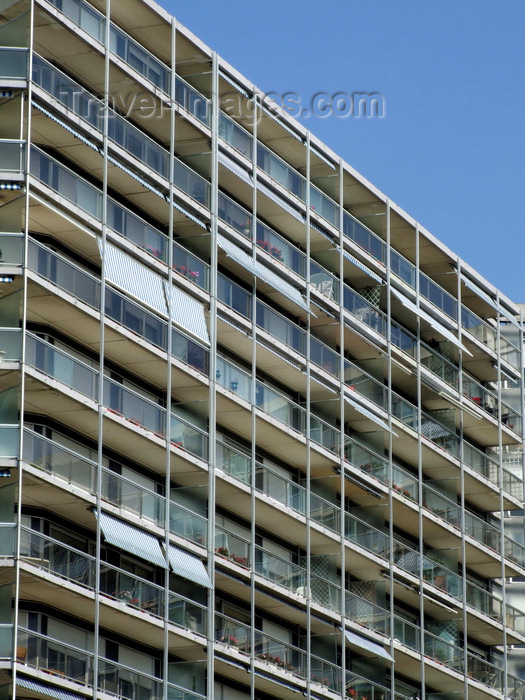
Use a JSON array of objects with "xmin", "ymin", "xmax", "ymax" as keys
[
  {"xmin": 310, "ymin": 220, "xmax": 336, "ymax": 242},
  {"xmin": 344, "ymin": 391, "xmax": 398, "ymax": 436},
  {"xmin": 390, "ymin": 287, "xmax": 472, "ymax": 356},
  {"xmin": 168, "ymin": 544, "xmax": 212, "ymax": 588},
  {"xmin": 255, "ymin": 260, "xmax": 311, "ymax": 314},
  {"xmin": 310, "ymin": 144, "xmax": 336, "ymax": 169},
  {"xmin": 342, "ymin": 249, "xmax": 383, "ymax": 283},
  {"xmin": 0, "ymin": 182, "xmax": 23, "ymax": 190},
  {"xmin": 257, "ymin": 181, "xmax": 305, "ymax": 223},
  {"xmin": 164, "ymin": 281, "xmax": 210, "ymax": 345},
  {"xmin": 32, "ymin": 101, "xmax": 100, "ymax": 151},
  {"xmin": 462, "ymin": 276, "xmax": 518, "ymax": 325},
  {"xmin": 104, "ymin": 243, "xmax": 168, "ymax": 316},
  {"xmin": 217, "ymin": 233, "xmax": 257, "ymax": 275},
  {"xmin": 97, "ymin": 511, "xmax": 166, "ymax": 568},
  {"xmin": 260, "ymin": 103, "xmax": 303, "ymax": 142},
  {"xmin": 218, "ymin": 69, "xmax": 251, "ymax": 98},
  {"xmin": 218, "ymin": 150, "xmax": 253, "ymax": 185},
  {"xmin": 0, "ymin": 90, "xmax": 14, "ymax": 98},
  {"xmin": 106, "ymin": 154, "xmax": 166, "ymax": 198},
  {"xmin": 172, "ymin": 200, "xmax": 207, "ymax": 229},
  {"xmin": 344, "ymin": 629, "xmax": 394, "ymax": 662},
  {"xmin": 17, "ymin": 676, "xmax": 86, "ymax": 700}
]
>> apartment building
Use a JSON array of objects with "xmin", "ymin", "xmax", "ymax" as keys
[{"xmin": 0, "ymin": 1, "xmax": 524, "ymax": 700}]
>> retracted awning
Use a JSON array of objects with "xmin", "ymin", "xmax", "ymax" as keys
[
  {"xmin": 257, "ymin": 180, "xmax": 304, "ymax": 222},
  {"xmin": 17, "ymin": 676, "xmax": 85, "ymax": 700},
  {"xmin": 344, "ymin": 391, "xmax": 398, "ymax": 436},
  {"xmin": 390, "ymin": 287, "xmax": 472, "ymax": 356},
  {"xmin": 342, "ymin": 249, "xmax": 383, "ymax": 284},
  {"xmin": 218, "ymin": 150, "xmax": 253, "ymax": 185}
]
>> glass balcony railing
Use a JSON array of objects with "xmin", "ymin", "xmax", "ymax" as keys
[
  {"xmin": 215, "ymin": 611, "xmax": 250, "ymax": 650},
  {"xmin": 0, "ymin": 233, "xmax": 24, "ymax": 266},
  {"xmin": 28, "ymin": 237, "xmax": 100, "ymax": 309},
  {"xmin": 26, "ymin": 332, "xmax": 99, "ymax": 399},
  {"xmin": 257, "ymin": 142, "xmax": 305, "ymax": 200},
  {"xmin": 104, "ymin": 377, "xmax": 165, "ymax": 435},
  {"xmin": 23, "ymin": 428, "xmax": 96, "ymax": 492},
  {"xmin": 345, "ymin": 590, "xmax": 389, "ymax": 636},
  {"xmin": 102, "ymin": 468, "xmax": 164, "ymax": 527},
  {"xmin": 0, "ymin": 139, "xmax": 25, "ymax": 173},
  {"xmin": 0, "ymin": 523, "xmax": 15, "ymax": 556},
  {"xmin": 216, "ymin": 441, "xmax": 251, "ymax": 484},
  {"xmin": 0, "ymin": 329, "xmax": 21, "ymax": 362},
  {"xmin": 310, "ymin": 183, "xmax": 338, "ymax": 228},
  {"xmin": 18, "ymin": 627, "xmax": 93, "ymax": 684},
  {"xmin": 30, "ymin": 147, "xmax": 103, "ymax": 219},
  {"xmin": 345, "ymin": 512, "xmax": 389, "ymax": 560},
  {"xmin": 256, "ymin": 300, "xmax": 305, "ymax": 354},
  {"xmin": 169, "ymin": 500, "xmax": 207, "ymax": 546},
  {"xmin": 345, "ymin": 441, "xmax": 389, "ymax": 484},
  {"xmin": 256, "ymin": 220, "xmax": 306, "ymax": 275},
  {"xmin": 215, "ymin": 356, "xmax": 251, "ymax": 400},
  {"xmin": 100, "ymin": 561, "xmax": 164, "ymax": 616},
  {"xmin": 0, "ymin": 46, "xmax": 28, "ymax": 79},
  {"xmin": 172, "ymin": 240, "xmax": 209, "ymax": 291},
  {"xmin": 169, "ymin": 592, "xmax": 207, "ymax": 635},
  {"xmin": 254, "ymin": 629, "xmax": 306, "ymax": 677},
  {"xmin": 461, "ymin": 305, "xmax": 521, "ymax": 370},
  {"xmin": 343, "ymin": 209, "xmax": 386, "ymax": 264},
  {"xmin": 218, "ymin": 112, "xmax": 251, "ymax": 158},
  {"xmin": 215, "ymin": 526, "xmax": 250, "ymax": 568},
  {"xmin": 462, "ymin": 375, "xmax": 522, "ymax": 431},
  {"xmin": 20, "ymin": 527, "xmax": 95, "ymax": 588},
  {"xmin": 345, "ymin": 670, "xmax": 391, "ymax": 700},
  {"xmin": 170, "ymin": 414, "xmax": 208, "ymax": 460}
]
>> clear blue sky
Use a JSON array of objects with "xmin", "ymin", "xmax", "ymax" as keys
[{"xmin": 163, "ymin": 0, "xmax": 525, "ymax": 304}]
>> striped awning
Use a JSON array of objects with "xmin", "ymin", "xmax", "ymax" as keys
[
  {"xmin": 256, "ymin": 181, "xmax": 305, "ymax": 223},
  {"xmin": 390, "ymin": 287, "xmax": 472, "ymax": 356},
  {"xmin": 342, "ymin": 249, "xmax": 383, "ymax": 283},
  {"xmin": 218, "ymin": 69, "xmax": 251, "ymax": 98},
  {"xmin": 106, "ymin": 154, "xmax": 165, "ymax": 198},
  {"xmin": 164, "ymin": 281, "xmax": 210, "ymax": 345},
  {"xmin": 344, "ymin": 629, "xmax": 394, "ymax": 662},
  {"xmin": 168, "ymin": 545, "xmax": 212, "ymax": 588},
  {"xmin": 217, "ymin": 234, "xmax": 257, "ymax": 275},
  {"xmin": 97, "ymin": 511, "xmax": 166, "ymax": 568},
  {"xmin": 462, "ymin": 276, "xmax": 517, "ymax": 324},
  {"xmin": 344, "ymin": 391, "xmax": 398, "ymax": 436},
  {"xmin": 17, "ymin": 676, "xmax": 86, "ymax": 700},
  {"xmin": 32, "ymin": 101, "xmax": 99, "ymax": 151},
  {"xmin": 218, "ymin": 150, "xmax": 253, "ymax": 185},
  {"xmin": 172, "ymin": 200, "xmax": 208, "ymax": 229},
  {"xmin": 104, "ymin": 243, "xmax": 168, "ymax": 316},
  {"xmin": 255, "ymin": 260, "xmax": 311, "ymax": 314}
]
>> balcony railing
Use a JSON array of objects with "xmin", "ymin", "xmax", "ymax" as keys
[
  {"xmin": 0, "ymin": 139, "xmax": 25, "ymax": 173},
  {"xmin": 0, "ymin": 47, "xmax": 28, "ymax": 80}
]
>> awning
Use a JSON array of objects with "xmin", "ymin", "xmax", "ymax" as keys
[
  {"xmin": 17, "ymin": 676, "xmax": 86, "ymax": 700},
  {"xmin": 32, "ymin": 101, "xmax": 99, "ymax": 152},
  {"xmin": 217, "ymin": 233, "xmax": 257, "ymax": 275},
  {"xmin": 390, "ymin": 287, "xmax": 472, "ymax": 356},
  {"xmin": 106, "ymin": 153, "xmax": 165, "ymax": 199},
  {"xmin": 218, "ymin": 150, "xmax": 253, "ymax": 185},
  {"xmin": 104, "ymin": 243, "xmax": 168, "ymax": 317},
  {"xmin": 257, "ymin": 181, "xmax": 304, "ymax": 223},
  {"xmin": 342, "ymin": 249, "xmax": 383, "ymax": 284},
  {"xmin": 164, "ymin": 281, "xmax": 210, "ymax": 345},
  {"xmin": 173, "ymin": 199, "xmax": 207, "ymax": 229},
  {"xmin": 218, "ymin": 69, "xmax": 251, "ymax": 98},
  {"xmin": 260, "ymin": 103, "xmax": 303, "ymax": 142},
  {"xmin": 217, "ymin": 234, "xmax": 311, "ymax": 314},
  {"xmin": 421, "ymin": 420, "xmax": 451, "ymax": 440},
  {"xmin": 344, "ymin": 391, "xmax": 398, "ymax": 436},
  {"xmin": 96, "ymin": 511, "xmax": 166, "ymax": 568},
  {"xmin": 168, "ymin": 544, "xmax": 212, "ymax": 588},
  {"xmin": 344, "ymin": 629, "xmax": 394, "ymax": 662},
  {"xmin": 462, "ymin": 276, "xmax": 518, "ymax": 325},
  {"xmin": 255, "ymin": 260, "xmax": 311, "ymax": 313}
]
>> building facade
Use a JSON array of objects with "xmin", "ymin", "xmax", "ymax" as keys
[{"xmin": 0, "ymin": 1, "xmax": 524, "ymax": 700}]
